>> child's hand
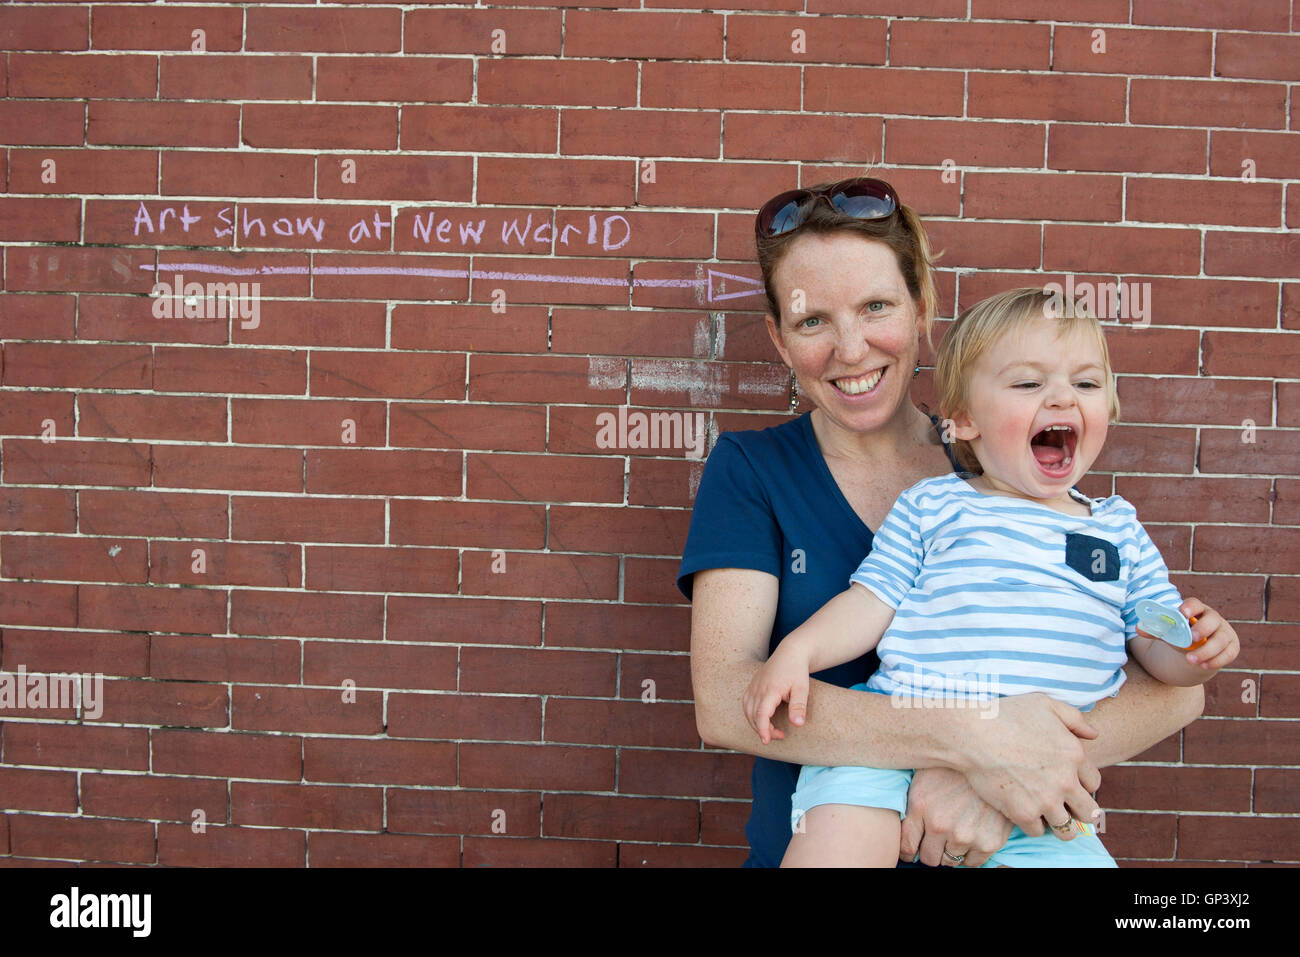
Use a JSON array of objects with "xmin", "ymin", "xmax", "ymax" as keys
[
  {"xmin": 742, "ymin": 645, "xmax": 812, "ymax": 745},
  {"xmin": 1179, "ymin": 597, "xmax": 1240, "ymax": 671}
]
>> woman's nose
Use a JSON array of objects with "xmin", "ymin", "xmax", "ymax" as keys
[{"xmin": 834, "ymin": 325, "xmax": 869, "ymax": 363}]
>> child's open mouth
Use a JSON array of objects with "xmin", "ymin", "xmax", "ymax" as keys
[{"xmin": 1030, "ymin": 424, "xmax": 1077, "ymax": 476}]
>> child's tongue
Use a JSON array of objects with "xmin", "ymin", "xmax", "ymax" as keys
[{"xmin": 1033, "ymin": 444, "xmax": 1067, "ymax": 467}]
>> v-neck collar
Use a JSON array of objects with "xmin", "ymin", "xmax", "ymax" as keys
[{"xmin": 795, "ymin": 411, "xmax": 958, "ymax": 538}]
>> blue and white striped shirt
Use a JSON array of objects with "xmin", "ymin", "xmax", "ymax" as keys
[{"xmin": 853, "ymin": 473, "xmax": 1182, "ymax": 710}]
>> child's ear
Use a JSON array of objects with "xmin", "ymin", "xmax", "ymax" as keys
[{"xmin": 945, "ymin": 409, "xmax": 980, "ymax": 441}]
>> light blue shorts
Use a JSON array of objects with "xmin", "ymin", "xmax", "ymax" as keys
[{"xmin": 790, "ymin": 763, "xmax": 1115, "ymax": 867}]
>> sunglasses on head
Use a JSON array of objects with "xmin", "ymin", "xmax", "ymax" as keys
[{"xmin": 755, "ymin": 177, "xmax": 900, "ymax": 240}]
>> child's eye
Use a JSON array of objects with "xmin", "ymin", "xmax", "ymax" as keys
[
  {"xmin": 1012, "ymin": 381, "xmax": 1040, "ymax": 389},
  {"xmin": 1075, "ymin": 380, "xmax": 1102, "ymax": 389}
]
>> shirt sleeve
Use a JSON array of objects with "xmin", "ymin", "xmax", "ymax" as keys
[
  {"xmin": 1121, "ymin": 514, "xmax": 1184, "ymax": 644},
  {"xmin": 848, "ymin": 487, "xmax": 925, "ymax": 608},
  {"xmin": 676, "ymin": 434, "xmax": 784, "ymax": 601}
]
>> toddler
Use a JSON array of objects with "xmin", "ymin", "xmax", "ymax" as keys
[{"xmin": 743, "ymin": 286, "xmax": 1240, "ymax": 868}]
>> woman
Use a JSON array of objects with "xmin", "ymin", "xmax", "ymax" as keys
[{"xmin": 677, "ymin": 177, "xmax": 1205, "ymax": 868}]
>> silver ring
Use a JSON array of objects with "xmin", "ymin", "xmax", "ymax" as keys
[
  {"xmin": 942, "ymin": 849, "xmax": 965, "ymax": 864},
  {"xmin": 1050, "ymin": 818, "xmax": 1074, "ymax": 832}
]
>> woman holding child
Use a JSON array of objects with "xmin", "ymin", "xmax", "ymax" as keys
[{"xmin": 678, "ymin": 177, "xmax": 1236, "ymax": 868}]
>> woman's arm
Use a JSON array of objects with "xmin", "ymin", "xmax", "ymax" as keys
[
  {"xmin": 691, "ymin": 566, "xmax": 1106, "ymax": 833},
  {"xmin": 1076, "ymin": 654, "xmax": 1204, "ymax": 769}
]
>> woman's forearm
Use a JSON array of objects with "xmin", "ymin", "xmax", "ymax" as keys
[{"xmin": 1077, "ymin": 657, "xmax": 1205, "ymax": 768}]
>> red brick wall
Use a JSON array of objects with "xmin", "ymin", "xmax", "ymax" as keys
[{"xmin": 0, "ymin": 2, "xmax": 1296, "ymax": 867}]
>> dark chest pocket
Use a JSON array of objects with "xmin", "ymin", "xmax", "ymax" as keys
[{"xmin": 1065, "ymin": 533, "xmax": 1120, "ymax": 582}]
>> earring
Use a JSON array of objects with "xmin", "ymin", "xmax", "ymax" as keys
[
  {"xmin": 789, "ymin": 368, "xmax": 800, "ymax": 414},
  {"xmin": 913, "ymin": 364, "xmax": 921, "ymax": 379}
]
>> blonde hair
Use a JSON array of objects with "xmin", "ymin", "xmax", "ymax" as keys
[{"xmin": 935, "ymin": 286, "xmax": 1121, "ymax": 474}]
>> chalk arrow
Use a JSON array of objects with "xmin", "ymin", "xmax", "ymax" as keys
[{"xmin": 706, "ymin": 268, "xmax": 766, "ymax": 303}]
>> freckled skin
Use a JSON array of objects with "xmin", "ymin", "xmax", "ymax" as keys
[
  {"xmin": 949, "ymin": 317, "xmax": 1113, "ymax": 510},
  {"xmin": 763, "ymin": 233, "xmax": 924, "ymax": 447}
]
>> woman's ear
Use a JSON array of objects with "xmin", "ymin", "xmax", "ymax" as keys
[{"xmin": 764, "ymin": 313, "xmax": 792, "ymax": 368}]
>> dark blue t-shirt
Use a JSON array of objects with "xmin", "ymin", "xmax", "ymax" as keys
[{"xmin": 677, "ymin": 411, "xmax": 958, "ymax": 867}]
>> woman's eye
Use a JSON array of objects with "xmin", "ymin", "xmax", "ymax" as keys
[
  {"xmin": 798, "ymin": 316, "xmax": 821, "ymax": 329},
  {"xmin": 866, "ymin": 301, "xmax": 886, "ymax": 313}
]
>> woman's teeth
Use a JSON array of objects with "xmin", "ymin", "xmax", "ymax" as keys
[{"xmin": 834, "ymin": 369, "xmax": 883, "ymax": 395}]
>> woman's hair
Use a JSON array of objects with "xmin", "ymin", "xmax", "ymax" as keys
[
  {"xmin": 935, "ymin": 286, "xmax": 1122, "ymax": 473},
  {"xmin": 755, "ymin": 177, "xmax": 941, "ymax": 346}
]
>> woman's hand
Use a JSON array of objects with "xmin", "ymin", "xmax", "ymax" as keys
[
  {"xmin": 902, "ymin": 767, "xmax": 1014, "ymax": 868},
  {"xmin": 952, "ymin": 693, "xmax": 1104, "ymax": 837}
]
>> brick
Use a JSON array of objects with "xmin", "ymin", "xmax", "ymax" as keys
[
  {"xmin": 551, "ymin": 309, "xmax": 711, "ymax": 360},
  {"xmin": 970, "ymin": 73, "xmax": 1125, "ymax": 123},
  {"xmin": 885, "ymin": 119, "xmax": 1045, "ymax": 170},
  {"xmin": 152, "ymin": 729, "xmax": 302, "ymax": 780},
  {"xmin": 78, "ymin": 583, "xmax": 226, "ymax": 635},
  {"xmin": 78, "ymin": 394, "xmax": 225, "ymax": 443},
  {"xmin": 725, "ymin": 112, "xmax": 881, "ymax": 163},
  {"xmin": 1055, "ymin": 27, "xmax": 1211, "ymax": 77},
  {"xmin": 469, "ymin": 355, "xmax": 624, "ymax": 405},
  {"xmin": 965, "ymin": 172, "xmax": 1122, "ymax": 222},
  {"xmin": 0, "ymin": 768, "xmax": 77, "ymax": 812},
  {"xmin": 923, "ymin": 220, "xmax": 1043, "ymax": 270},
  {"xmin": 642, "ymin": 62, "xmax": 800, "ymax": 111},
  {"xmin": 1185, "ymin": 718, "xmax": 1298, "ymax": 765},
  {"xmin": 1141, "ymin": 278, "xmax": 1279, "ymax": 330},
  {"xmin": 242, "ymin": 105, "xmax": 397, "ymax": 151},
  {"xmin": 625, "ymin": 556, "xmax": 685, "ymax": 604},
  {"xmin": 1104, "ymin": 326, "xmax": 1200, "ymax": 376},
  {"xmin": 78, "ymin": 490, "xmax": 226, "ymax": 539},
  {"xmin": 7, "ymin": 53, "xmax": 156, "ymax": 98},
  {"xmin": 1195, "ymin": 526, "xmax": 1300, "ymax": 575},
  {"xmin": 232, "ymin": 685, "xmax": 382, "ymax": 735},
  {"xmin": 480, "ymin": 59, "xmax": 636, "ymax": 107},
  {"xmin": 155, "ymin": 347, "xmax": 307, "ymax": 396},
  {"xmin": 1116, "ymin": 476, "xmax": 1272, "ymax": 525},
  {"xmin": 1, "ymin": 629, "xmax": 148, "ymax": 677},
  {"xmin": 387, "ymin": 788, "xmax": 540, "ymax": 837},
  {"xmin": 317, "ymin": 155, "xmax": 472, "ymax": 203},
  {"xmin": 387, "ymin": 691, "xmax": 541, "ymax": 741},
  {"xmin": 634, "ymin": 161, "xmax": 791, "ymax": 213},
  {"xmin": 0, "ymin": 488, "xmax": 75, "ymax": 533},
  {"xmin": 232, "ymin": 782, "xmax": 381, "ymax": 830},
  {"xmin": 161, "ymin": 151, "xmax": 314, "ymax": 198},
  {"xmin": 92, "ymin": 6, "xmax": 242, "ymax": 51},
  {"xmin": 0, "ymin": 391, "xmax": 74, "ymax": 440},
  {"xmin": 546, "ymin": 602, "xmax": 689, "ymax": 653},
  {"xmin": 624, "ymin": 844, "xmax": 748, "ymax": 867},
  {"xmin": 304, "ymin": 738, "xmax": 456, "ymax": 787},
  {"xmin": 1091, "ymin": 811, "xmax": 1175, "ymax": 860},
  {"xmin": 1169, "ymin": 572, "xmax": 1264, "ymax": 621},
  {"xmin": 161, "ymin": 54, "xmax": 313, "ymax": 100},
  {"xmin": 2, "ymin": 723, "xmax": 148, "ymax": 771},
  {"xmin": 475, "ymin": 158, "xmax": 632, "ymax": 210},
  {"xmin": 727, "ymin": 13, "xmax": 884, "ymax": 64},
  {"xmin": 230, "ymin": 588, "xmax": 384, "ymax": 640},
  {"xmin": 0, "ymin": 197, "xmax": 79, "ymax": 242},
  {"xmin": 309, "ymin": 351, "xmax": 463, "ymax": 401},
  {"xmin": 309, "ymin": 833, "xmax": 459, "ymax": 867},
  {"xmin": 0, "ymin": 581, "xmax": 77, "ymax": 627},
  {"xmin": 1133, "ymin": 0, "xmax": 1291, "ymax": 32},
  {"xmin": 1132, "ymin": 78, "xmax": 1287, "ymax": 130},
  {"xmin": 1216, "ymin": 33, "xmax": 1300, "ymax": 83},
  {"xmin": 566, "ymin": 10, "xmax": 722, "ymax": 59},
  {"xmin": 394, "ymin": 207, "xmax": 555, "ymax": 255},
  {"xmin": 1049, "ymin": 123, "xmax": 1206, "ymax": 175},
  {"xmin": 1255, "ymin": 770, "xmax": 1300, "ymax": 812},
  {"xmin": 548, "ymin": 503, "xmax": 690, "ymax": 557},
  {"xmin": 390, "ymin": 403, "xmax": 546, "ymax": 454},
  {"xmin": 302, "ymin": 639, "xmax": 458, "ymax": 692},
  {"xmin": 158, "ymin": 824, "xmax": 304, "ymax": 867},
  {"xmin": 973, "ymin": 0, "xmax": 1130, "ymax": 19},
  {"xmin": 894, "ymin": 20, "xmax": 1048, "ymax": 70},
  {"xmin": 463, "ymin": 837, "xmax": 616, "ymax": 867},
  {"xmin": 1120, "ymin": 377, "xmax": 1271, "ymax": 427},
  {"xmin": 1200, "ymin": 428, "xmax": 1300, "ymax": 475},
  {"xmin": 231, "ymin": 398, "xmax": 385, "ymax": 448},
  {"xmin": 543, "ymin": 793, "xmax": 697, "ymax": 843},
  {"xmin": 0, "ymin": 294, "xmax": 76, "ymax": 340},
  {"xmin": 1210, "ymin": 131, "xmax": 1300, "ymax": 181},
  {"xmin": 247, "ymin": 7, "xmax": 401, "ymax": 52},
  {"xmin": 389, "ymin": 500, "xmax": 545, "ymax": 550},
  {"xmin": 1047, "ymin": 225, "xmax": 1203, "ymax": 276},
  {"xmin": 386, "ymin": 596, "xmax": 542, "ymax": 646},
  {"xmin": 804, "ymin": 66, "xmax": 962, "ymax": 117},
  {"xmin": 94, "ymin": 678, "xmax": 227, "ymax": 727},
  {"xmin": 82, "ymin": 773, "xmax": 227, "ymax": 822},
  {"xmin": 404, "ymin": 8, "xmax": 562, "ymax": 54},
  {"xmin": 618, "ymin": 652, "xmax": 693, "ymax": 701},
  {"xmin": 153, "ymin": 445, "xmax": 302, "ymax": 493},
  {"xmin": 303, "ymin": 545, "xmax": 458, "ymax": 595},
  {"xmin": 1203, "ymin": 331, "xmax": 1300, "ymax": 378},
  {"xmin": 546, "ymin": 698, "xmax": 698, "ymax": 748},
  {"xmin": 465, "ymin": 451, "xmax": 624, "ymax": 504},
  {"xmin": 305, "ymin": 449, "xmax": 461, "ymax": 497},
  {"xmin": 620, "ymin": 748, "xmax": 749, "ymax": 799},
  {"xmin": 1269, "ymin": 576, "xmax": 1300, "ymax": 623},
  {"xmin": 1278, "ymin": 479, "xmax": 1300, "ymax": 525},
  {"xmin": 1, "ymin": 436, "xmax": 149, "ymax": 487},
  {"xmin": 461, "ymin": 549, "xmax": 619, "ymax": 599},
  {"xmin": 318, "ymin": 57, "xmax": 471, "ymax": 104},
  {"xmin": 1260, "ymin": 674, "xmax": 1300, "ymax": 718},
  {"xmin": 7, "ymin": 247, "xmax": 155, "ymax": 295},
  {"xmin": 561, "ymin": 108, "xmax": 717, "ymax": 159},
  {"xmin": 0, "ymin": 6, "xmax": 88, "ymax": 50},
  {"xmin": 9, "ymin": 816, "xmax": 154, "ymax": 865},
  {"xmin": 460, "ymin": 743, "xmax": 615, "ymax": 791},
  {"xmin": 150, "ymin": 634, "xmax": 301, "ymax": 684},
  {"xmin": 1178, "ymin": 815, "xmax": 1299, "ymax": 862},
  {"xmin": 629, "ymin": 456, "xmax": 707, "ymax": 508},
  {"xmin": 1129, "ymin": 178, "xmax": 1281, "ymax": 228},
  {"xmin": 155, "ymin": 251, "xmax": 311, "ymax": 298},
  {"xmin": 1206, "ymin": 232, "xmax": 1300, "ymax": 279},
  {"xmin": 1, "ymin": 534, "xmax": 147, "ymax": 583},
  {"xmin": 0, "ymin": 101, "xmax": 83, "ymax": 146},
  {"xmin": 462, "ymin": 647, "xmax": 616, "ymax": 696},
  {"xmin": 402, "ymin": 106, "xmax": 557, "ymax": 154}
]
